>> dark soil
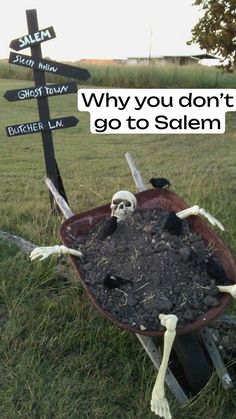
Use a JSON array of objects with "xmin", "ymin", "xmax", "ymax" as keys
[{"xmin": 74, "ymin": 209, "xmax": 224, "ymax": 332}]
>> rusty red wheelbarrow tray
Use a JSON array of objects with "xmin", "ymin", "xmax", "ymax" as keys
[{"xmin": 60, "ymin": 188, "xmax": 236, "ymax": 337}]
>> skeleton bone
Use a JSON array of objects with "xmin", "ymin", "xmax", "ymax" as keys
[
  {"xmin": 151, "ymin": 314, "xmax": 178, "ymax": 419},
  {"xmin": 217, "ymin": 284, "xmax": 236, "ymax": 298},
  {"xmin": 176, "ymin": 205, "xmax": 224, "ymax": 231},
  {"xmin": 30, "ymin": 245, "xmax": 83, "ymax": 261},
  {"xmin": 110, "ymin": 190, "xmax": 137, "ymax": 221}
]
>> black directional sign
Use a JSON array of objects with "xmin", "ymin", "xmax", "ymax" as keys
[
  {"xmin": 10, "ymin": 26, "xmax": 56, "ymax": 51},
  {"xmin": 9, "ymin": 51, "xmax": 91, "ymax": 80},
  {"xmin": 4, "ymin": 81, "xmax": 78, "ymax": 102},
  {"xmin": 6, "ymin": 116, "xmax": 79, "ymax": 137}
]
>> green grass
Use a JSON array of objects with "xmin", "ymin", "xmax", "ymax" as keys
[
  {"xmin": 1, "ymin": 76, "xmax": 236, "ymax": 418},
  {"xmin": 80, "ymin": 62, "xmax": 236, "ymax": 88}
]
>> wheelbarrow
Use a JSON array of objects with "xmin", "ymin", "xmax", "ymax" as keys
[
  {"xmin": 60, "ymin": 187, "xmax": 236, "ymax": 337},
  {"xmin": 59, "ymin": 186, "xmax": 236, "ymax": 393},
  {"xmin": 46, "ymin": 153, "xmax": 236, "ymax": 413}
]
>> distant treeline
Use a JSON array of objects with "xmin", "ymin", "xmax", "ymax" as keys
[{"xmin": 1, "ymin": 59, "xmax": 236, "ymax": 88}]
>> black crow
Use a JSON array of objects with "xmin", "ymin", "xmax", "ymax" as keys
[
  {"xmin": 103, "ymin": 273, "xmax": 132, "ymax": 289},
  {"xmin": 98, "ymin": 216, "xmax": 117, "ymax": 240},
  {"xmin": 163, "ymin": 212, "xmax": 183, "ymax": 236},
  {"xmin": 149, "ymin": 177, "xmax": 171, "ymax": 189},
  {"xmin": 205, "ymin": 256, "xmax": 232, "ymax": 285}
]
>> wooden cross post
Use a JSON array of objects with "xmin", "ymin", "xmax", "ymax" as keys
[
  {"xmin": 26, "ymin": 9, "xmax": 68, "ymax": 206},
  {"xmin": 5, "ymin": 9, "xmax": 90, "ymax": 211}
]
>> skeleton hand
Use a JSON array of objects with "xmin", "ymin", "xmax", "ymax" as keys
[
  {"xmin": 177, "ymin": 205, "xmax": 224, "ymax": 231},
  {"xmin": 150, "ymin": 314, "xmax": 178, "ymax": 419},
  {"xmin": 217, "ymin": 284, "xmax": 236, "ymax": 298},
  {"xmin": 30, "ymin": 245, "xmax": 83, "ymax": 261}
]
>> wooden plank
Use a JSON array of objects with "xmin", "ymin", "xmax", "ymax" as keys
[
  {"xmin": 200, "ymin": 328, "xmax": 233, "ymax": 390},
  {"xmin": 45, "ymin": 178, "xmax": 74, "ymax": 219},
  {"xmin": 4, "ymin": 81, "xmax": 78, "ymax": 102},
  {"xmin": 9, "ymin": 51, "xmax": 90, "ymax": 80},
  {"xmin": 6, "ymin": 116, "xmax": 79, "ymax": 137},
  {"xmin": 10, "ymin": 26, "xmax": 56, "ymax": 51},
  {"xmin": 136, "ymin": 334, "xmax": 188, "ymax": 403},
  {"xmin": 125, "ymin": 152, "xmax": 147, "ymax": 191}
]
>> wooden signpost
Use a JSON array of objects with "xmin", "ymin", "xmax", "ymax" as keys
[{"xmin": 4, "ymin": 9, "xmax": 90, "ymax": 207}]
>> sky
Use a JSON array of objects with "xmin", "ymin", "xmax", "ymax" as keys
[{"xmin": 1, "ymin": 0, "xmax": 205, "ymax": 61}]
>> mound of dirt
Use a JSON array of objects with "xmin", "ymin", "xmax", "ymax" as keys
[{"xmin": 74, "ymin": 209, "xmax": 224, "ymax": 332}]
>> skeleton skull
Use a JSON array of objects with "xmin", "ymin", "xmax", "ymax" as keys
[{"xmin": 110, "ymin": 190, "xmax": 137, "ymax": 221}]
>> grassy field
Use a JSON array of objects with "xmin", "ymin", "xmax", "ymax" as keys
[
  {"xmin": 1, "ymin": 74, "xmax": 236, "ymax": 418},
  {"xmin": 2, "ymin": 58, "xmax": 236, "ymax": 88}
]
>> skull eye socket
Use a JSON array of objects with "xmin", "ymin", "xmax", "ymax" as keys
[
  {"xmin": 123, "ymin": 200, "xmax": 131, "ymax": 207},
  {"xmin": 112, "ymin": 199, "xmax": 132, "ymax": 207},
  {"xmin": 113, "ymin": 199, "xmax": 123, "ymax": 206}
]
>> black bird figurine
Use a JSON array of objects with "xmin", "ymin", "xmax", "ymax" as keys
[
  {"xmin": 98, "ymin": 216, "xmax": 118, "ymax": 240},
  {"xmin": 149, "ymin": 177, "xmax": 171, "ymax": 189},
  {"xmin": 205, "ymin": 256, "xmax": 231, "ymax": 285},
  {"xmin": 103, "ymin": 273, "xmax": 132, "ymax": 289},
  {"xmin": 163, "ymin": 212, "xmax": 183, "ymax": 236}
]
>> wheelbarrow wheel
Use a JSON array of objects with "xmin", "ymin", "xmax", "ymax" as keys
[{"xmin": 172, "ymin": 333, "xmax": 212, "ymax": 396}]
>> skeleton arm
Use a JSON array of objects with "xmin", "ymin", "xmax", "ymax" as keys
[
  {"xmin": 151, "ymin": 314, "xmax": 178, "ymax": 419},
  {"xmin": 31, "ymin": 190, "xmax": 137, "ymax": 260},
  {"xmin": 176, "ymin": 205, "xmax": 224, "ymax": 231},
  {"xmin": 110, "ymin": 191, "xmax": 224, "ymax": 230},
  {"xmin": 30, "ymin": 244, "xmax": 83, "ymax": 261}
]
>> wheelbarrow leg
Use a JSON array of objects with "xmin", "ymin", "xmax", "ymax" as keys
[
  {"xmin": 136, "ymin": 334, "xmax": 188, "ymax": 404},
  {"xmin": 200, "ymin": 327, "xmax": 233, "ymax": 390}
]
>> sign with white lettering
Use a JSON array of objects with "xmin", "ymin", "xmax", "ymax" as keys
[
  {"xmin": 4, "ymin": 81, "xmax": 78, "ymax": 102},
  {"xmin": 9, "ymin": 52, "xmax": 91, "ymax": 80},
  {"xmin": 10, "ymin": 26, "xmax": 56, "ymax": 51},
  {"xmin": 6, "ymin": 116, "xmax": 79, "ymax": 137}
]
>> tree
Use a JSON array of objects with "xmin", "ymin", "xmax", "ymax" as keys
[{"xmin": 188, "ymin": 0, "xmax": 236, "ymax": 69}]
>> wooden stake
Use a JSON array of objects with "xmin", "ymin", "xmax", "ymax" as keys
[{"xmin": 45, "ymin": 178, "xmax": 74, "ymax": 219}]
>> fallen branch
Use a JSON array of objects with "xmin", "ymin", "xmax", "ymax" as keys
[{"xmin": 0, "ymin": 230, "xmax": 37, "ymax": 254}]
